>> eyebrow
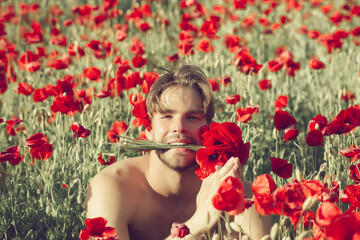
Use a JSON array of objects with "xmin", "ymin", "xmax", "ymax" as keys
[{"xmin": 158, "ymin": 108, "xmax": 204, "ymax": 115}]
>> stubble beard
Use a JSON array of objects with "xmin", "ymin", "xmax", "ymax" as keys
[{"xmin": 156, "ymin": 149, "xmax": 198, "ymax": 173}]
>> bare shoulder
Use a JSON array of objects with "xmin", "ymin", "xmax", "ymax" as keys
[{"xmin": 85, "ymin": 154, "xmax": 149, "ymax": 226}]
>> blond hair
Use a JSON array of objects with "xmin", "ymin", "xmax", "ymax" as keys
[{"xmin": 146, "ymin": 62, "xmax": 214, "ymax": 123}]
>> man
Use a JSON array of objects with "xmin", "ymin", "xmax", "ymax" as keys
[{"xmin": 86, "ymin": 62, "xmax": 272, "ymax": 239}]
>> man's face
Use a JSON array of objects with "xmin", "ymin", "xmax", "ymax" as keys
[{"xmin": 146, "ymin": 86, "xmax": 207, "ymax": 172}]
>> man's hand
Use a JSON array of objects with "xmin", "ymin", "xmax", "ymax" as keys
[{"xmin": 185, "ymin": 157, "xmax": 244, "ymax": 237}]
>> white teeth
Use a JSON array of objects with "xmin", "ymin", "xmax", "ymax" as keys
[{"xmin": 169, "ymin": 142, "xmax": 186, "ymax": 145}]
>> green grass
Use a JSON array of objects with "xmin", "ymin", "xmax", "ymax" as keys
[{"xmin": 1, "ymin": 0, "xmax": 360, "ymax": 239}]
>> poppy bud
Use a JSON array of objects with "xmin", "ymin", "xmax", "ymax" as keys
[
  {"xmin": 302, "ymin": 197, "xmax": 317, "ymax": 211},
  {"xmin": 273, "ymin": 128, "xmax": 278, "ymax": 139},
  {"xmin": 296, "ymin": 169, "xmax": 302, "ymax": 182},
  {"xmin": 230, "ymin": 222, "xmax": 241, "ymax": 232},
  {"xmin": 83, "ymin": 104, "xmax": 90, "ymax": 112},
  {"xmin": 211, "ymin": 234, "xmax": 220, "ymax": 240},
  {"xmin": 33, "ymin": 108, "xmax": 39, "ymax": 117},
  {"xmin": 270, "ymin": 223, "xmax": 279, "ymax": 240}
]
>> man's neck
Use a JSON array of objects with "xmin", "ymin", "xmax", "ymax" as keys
[{"xmin": 145, "ymin": 151, "xmax": 201, "ymax": 200}]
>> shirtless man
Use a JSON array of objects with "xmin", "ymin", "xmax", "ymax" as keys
[{"xmin": 86, "ymin": 62, "xmax": 272, "ymax": 240}]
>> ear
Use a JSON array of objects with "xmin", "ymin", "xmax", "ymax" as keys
[{"xmin": 145, "ymin": 126, "xmax": 153, "ymax": 141}]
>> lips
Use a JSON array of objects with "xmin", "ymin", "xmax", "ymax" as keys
[{"xmin": 167, "ymin": 139, "xmax": 192, "ymax": 145}]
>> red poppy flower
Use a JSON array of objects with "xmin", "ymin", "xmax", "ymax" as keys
[
  {"xmin": 308, "ymin": 114, "xmax": 328, "ymax": 132},
  {"xmin": 0, "ymin": 146, "xmax": 22, "ymax": 165},
  {"xmin": 217, "ymin": 76, "xmax": 231, "ymax": 86},
  {"xmin": 252, "ymin": 174, "xmax": 277, "ymax": 215},
  {"xmin": 315, "ymin": 202, "xmax": 342, "ymax": 228},
  {"xmin": 258, "ymin": 79, "xmax": 272, "ymax": 90},
  {"xmin": 71, "ymin": 122, "xmax": 90, "ymax": 138},
  {"xmin": 309, "ymin": 56, "xmax": 325, "ymax": 69},
  {"xmin": 17, "ymin": 51, "xmax": 42, "ymax": 73},
  {"xmin": 46, "ymin": 58, "xmax": 70, "ymax": 70},
  {"xmin": 199, "ymin": 16, "xmax": 220, "ymax": 39},
  {"xmin": 325, "ymin": 210, "xmax": 360, "ymax": 239},
  {"xmin": 50, "ymin": 95, "xmax": 81, "ymax": 115},
  {"xmin": 33, "ymin": 88, "xmax": 49, "ymax": 102},
  {"xmin": 129, "ymin": 37, "xmax": 145, "ymax": 56},
  {"xmin": 345, "ymin": 184, "xmax": 360, "ymax": 210},
  {"xmin": 212, "ymin": 176, "xmax": 245, "ymax": 216},
  {"xmin": 267, "ymin": 57, "xmax": 284, "ymax": 72},
  {"xmin": 14, "ymin": 82, "xmax": 34, "ymax": 96},
  {"xmin": 274, "ymin": 95, "xmax": 288, "ymax": 112},
  {"xmin": 273, "ymin": 110, "xmax": 297, "ymax": 130},
  {"xmin": 303, "ymin": 210, "xmax": 315, "ymax": 228},
  {"xmin": 170, "ymin": 223, "xmax": 190, "ymax": 238},
  {"xmin": 68, "ymin": 43, "xmax": 85, "ymax": 57},
  {"xmin": 195, "ymin": 122, "xmax": 250, "ymax": 180},
  {"xmin": 129, "ymin": 93, "xmax": 144, "ymax": 107},
  {"xmin": 306, "ymin": 130, "xmax": 324, "ymax": 146},
  {"xmin": 341, "ymin": 145, "xmax": 360, "ymax": 162},
  {"xmin": 207, "ymin": 79, "xmax": 219, "ymax": 92},
  {"xmin": 30, "ymin": 143, "xmax": 53, "ymax": 160},
  {"xmin": 5, "ymin": 116, "xmax": 22, "ymax": 136},
  {"xmin": 26, "ymin": 132, "xmax": 53, "ymax": 160},
  {"xmin": 349, "ymin": 163, "xmax": 360, "ymax": 183},
  {"xmin": 196, "ymin": 38, "xmax": 215, "ymax": 53},
  {"xmin": 308, "ymin": 30, "xmax": 320, "ymax": 39},
  {"xmin": 132, "ymin": 55, "xmax": 147, "ymax": 68},
  {"xmin": 270, "ymin": 157, "xmax": 293, "ymax": 178},
  {"xmin": 233, "ymin": 48, "xmax": 263, "ymax": 75},
  {"xmin": 283, "ymin": 126, "xmax": 298, "ymax": 142},
  {"xmin": 301, "ymin": 179, "xmax": 325, "ymax": 198},
  {"xmin": 236, "ymin": 106, "xmax": 259, "ymax": 124},
  {"xmin": 83, "ymin": 67, "xmax": 101, "ymax": 81},
  {"xmin": 342, "ymin": 89, "xmax": 355, "ymax": 102},
  {"xmin": 106, "ymin": 121, "xmax": 128, "ymax": 143},
  {"xmin": 95, "ymin": 90, "xmax": 112, "ymax": 98},
  {"xmin": 79, "ymin": 217, "xmax": 117, "ymax": 240},
  {"xmin": 132, "ymin": 100, "xmax": 151, "ymax": 131},
  {"xmin": 225, "ymin": 94, "xmax": 241, "ymax": 104},
  {"xmin": 166, "ymin": 53, "xmax": 179, "ymax": 62},
  {"xmin": 223, "ymin": 34, "xmax": 246, "ymax": 53},
  {"xmin": 97, "ymin": 154, "xmax": 116, "ymax": 166},
  {"xmin": 25, "ymin": 132, "xmax": 48, "ymax": 148},
  {"xmin": 272, "ymin": 181, "xmax": 307, "ymax": 226},
  {"xmin": 142, "ymin": 72, "xmax": 159, "ymax": 94}
]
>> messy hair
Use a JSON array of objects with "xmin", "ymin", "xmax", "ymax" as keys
[{"xmin": 146, "ymin": 61, "xmax": 214, "ymax": 124}]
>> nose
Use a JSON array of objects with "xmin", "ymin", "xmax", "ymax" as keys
[{"xmin": 172, "ymin": 117, "xmax": 187, "ymax": 133}]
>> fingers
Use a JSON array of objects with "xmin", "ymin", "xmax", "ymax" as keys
[{"xmin": 216, "ymin": 157, "xmax": 244, "ymax": 181}]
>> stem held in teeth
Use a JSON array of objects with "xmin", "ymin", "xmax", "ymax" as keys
[{"xmin": 114, "ymin": 136, "xmax": 205, "ymax": 153}]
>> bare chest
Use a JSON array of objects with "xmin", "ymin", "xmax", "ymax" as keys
[{"xmin": 127, "ymin": 189, "xmax": 195, "ymax": 240}]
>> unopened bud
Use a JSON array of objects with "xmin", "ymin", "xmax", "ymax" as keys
[
  {"xmin": 35, "ymin": 181, "xmax": 43, "ymax": 190},
  {"xmin": 296, "ymin": 169, "xmax": 302, "ymax": 182},
  {"xmin": 230, "ymin": 222, "xmax": 241, "ymax": 232},
  {"xmin": 270, "ymin": 223, "xmax": 279, "ymax": 240},
  {"xmin": 33, "ymin": 108, "xmax": 39, "ymax": 117},
  {"xmin": 77, "ymin": 193, "xmax": 82, "ymax": 204},
  {"xmin": 212, "ymin": 233, "xmax": 220, "ymax": 240},
  {"xmin": 281, "ymin": 217, "xmax": 289, "ymax": 226},
  {"xmin": 225, "ymin": 222, "xmax": 231, "ymax": 233},
  {"xmin": 46, "ymin": 205, "xmax": 51, "ymax": 214},
  {"xmin": 83, "ymin": 104, "xmax": 90, "ymax": 112},
  {"xmin": 273, "ymin": 128, "xmax": 278, "ymax": 139},
  {"xmin": 320, "ymin": 163, "xmax": 327, "ymax": 171},
  {"xmin": 302, "ymin": 197, "xmax": 318, "ymax": 211},
  {"xmin": 260, "ymin": 235, "xmax": 271, "ymax": 240}
]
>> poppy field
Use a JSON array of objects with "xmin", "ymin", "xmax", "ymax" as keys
[{"xmin": 1, "ymin": 0, "xmax": 360, "ymax": 239}]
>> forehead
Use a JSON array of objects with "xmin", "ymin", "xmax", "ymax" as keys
[{"xmin": 158, "ymin": 86, "xmax": 203, "ymax": 112}]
